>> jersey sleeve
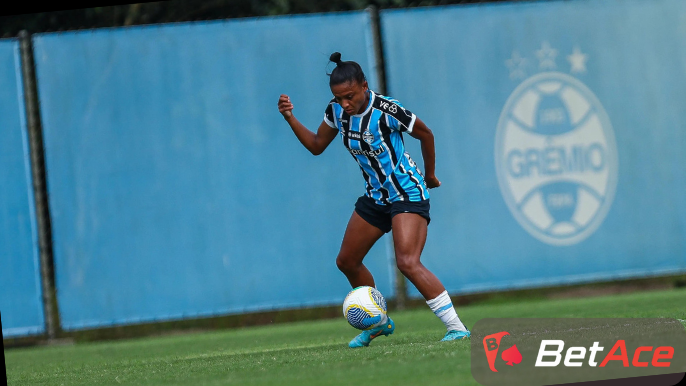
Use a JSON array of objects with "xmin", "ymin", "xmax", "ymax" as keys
[
  {"xmin": 323, "ymin": 101, "xmax": 337, "ymax": 129},
  {"xmin": 381, "ymin": 99, "xmax": 416, "ymax": 133}
]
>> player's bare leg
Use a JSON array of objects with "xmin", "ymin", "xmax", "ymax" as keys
[
  {"xmin": 392, "ymin": 213, "xmax": 470, "ymax": 340},
  {"xmin": 336, "ymin": 211, "xmax": 384, "ymax": 288},
  {"xmin": 339, "ymin": 211, "xmax": 395, "ymax": 348},
  {"xmin": 391, "ymin": 213, "xmax": 443, "ymax": 298}
]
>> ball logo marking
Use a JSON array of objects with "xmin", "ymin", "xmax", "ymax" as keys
[{"xmin": 343, "ymin": 286, "xmax": 387, "ymax": 330}]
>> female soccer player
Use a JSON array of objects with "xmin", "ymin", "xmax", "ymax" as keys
[{"xmin": 277, "ymin": 52, "xmax": 470, "ymax": 348}]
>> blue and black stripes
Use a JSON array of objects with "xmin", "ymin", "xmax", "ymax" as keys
[{"xmin": 323, "ymin": 90, "xmax": 429, "ymax": 204}]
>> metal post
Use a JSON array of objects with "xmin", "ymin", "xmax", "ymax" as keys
[
  {"xmin": 368, "ymin": 6, "xmax": 408, "ymax": 310},
  {"xmin": 367, "ymin": 5, "xmax": 387, "ymax": 95},
  {"xmin": 1, "ymin": 312, "xmax": 6, "ymax": 382},
  {"xmin": 18, "ymin": 30, "xmax": 59, "ymax": 340}
]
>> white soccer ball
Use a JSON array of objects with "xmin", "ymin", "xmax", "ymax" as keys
[{"xmin": 342, "ymin": 286, "xmax": 388, "ymax": 330}]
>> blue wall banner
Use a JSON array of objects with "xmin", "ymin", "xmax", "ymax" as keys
[
  {"xmin": 0, "ymin": 40, "xmax": 45, "ymax": 337},
  {"xmin": 381, "ymin": 0, "xmax": 686, "ymax": 297},
  {"xmin": 33, "ymin": 11, "xmax": 392, "ymax": 329}
]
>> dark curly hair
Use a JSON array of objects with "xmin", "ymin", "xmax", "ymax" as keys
[{"xmin": 328, "ymin": 52, "xmax": 367, "ymax": 87}]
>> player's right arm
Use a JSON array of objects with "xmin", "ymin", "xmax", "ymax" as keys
[{"xmin": 278, "ymin": 94, "xmax": 338, "ymax": 156}]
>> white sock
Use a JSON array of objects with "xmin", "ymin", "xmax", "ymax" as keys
[{"xmin": 426, "ymin": 290, "xmax": 467, "ymax": 332}]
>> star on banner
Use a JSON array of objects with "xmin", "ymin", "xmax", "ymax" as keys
[
  {"xmin": 536, "ymin": 41, "xmax": 558, "ymax": 70},
  {"xmin": 568, "ymin": 46, "xmax": 588, "ymax": 73},
  {"xmin": 506, "ymin": 51, "xmax": 527, "ymax": 80}
]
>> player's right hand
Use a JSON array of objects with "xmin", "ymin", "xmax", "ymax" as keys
[
  {"xmin": 278, "ymin": 94, "xmax": 294, "ymax": 119},
  {"xmin": 425, "ymin": 175, "xmax": 441, "ymax": 189}
]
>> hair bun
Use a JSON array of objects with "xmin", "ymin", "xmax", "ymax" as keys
[{"xmin": 329, "ymin": 52, "xmax": 342, "ymax": 64}]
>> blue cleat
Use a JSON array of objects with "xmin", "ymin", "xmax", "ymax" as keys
[
  {"xmin": 441, "ymin": 329, "xmax": 471, "ymax": 341},
  {"xmin": 348, "ymin": 317, "xmax": 395, "ymax": 348}
]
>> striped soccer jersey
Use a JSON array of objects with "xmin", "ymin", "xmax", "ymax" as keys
[{"xmin": 323, "ymin": 90, "xmax": 429, "ymax": 204}]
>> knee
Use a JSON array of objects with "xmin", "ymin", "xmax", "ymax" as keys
[
  {"xmin": 396, "ymin": 255, "xmax": 421, "ymax": 276},
  {"xmin": 336, "ymin": 254, "xmax": 359, "ymax": 273}
]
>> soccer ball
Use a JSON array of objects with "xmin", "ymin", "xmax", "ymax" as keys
[{"xmin": 342, "ymin": 286, "xmax": 388, "ymax": 330}]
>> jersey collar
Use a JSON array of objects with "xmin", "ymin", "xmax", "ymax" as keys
[{"xmin": 350, "ymin": 90, "xmax": 374, "ymax": 117}]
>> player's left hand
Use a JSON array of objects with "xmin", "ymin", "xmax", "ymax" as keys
[{"xmin": 425, "ymin": 175, "xmax": 441, "ymax": 189}]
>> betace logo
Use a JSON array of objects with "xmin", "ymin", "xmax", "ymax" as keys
[{"xmin": 483, "ymin": 331, "xmax": 675, "ymax": 372}]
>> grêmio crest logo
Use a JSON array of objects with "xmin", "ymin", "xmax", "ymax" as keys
[{"xmin": 495, "ymin": 42, "xmax": 618, "ymax": 246}]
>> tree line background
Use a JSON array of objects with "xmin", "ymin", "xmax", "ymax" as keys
[{"xmin": 1, "ymin": 0, "xmax": 539, "ymax": 37}]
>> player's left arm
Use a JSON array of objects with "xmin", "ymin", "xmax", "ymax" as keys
[{"xmin": 408, "ymin": 118, "xmax": 441, "ymax": 189}]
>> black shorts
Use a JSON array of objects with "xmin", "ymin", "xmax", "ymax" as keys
[{"xmin": 354, "ymin": 195, "xmax": 430, "ymax": 234}]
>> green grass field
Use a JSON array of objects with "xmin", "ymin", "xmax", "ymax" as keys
[{"xmin": 6, "ymin": 288, "xmax": 686, "ymax": 386}]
